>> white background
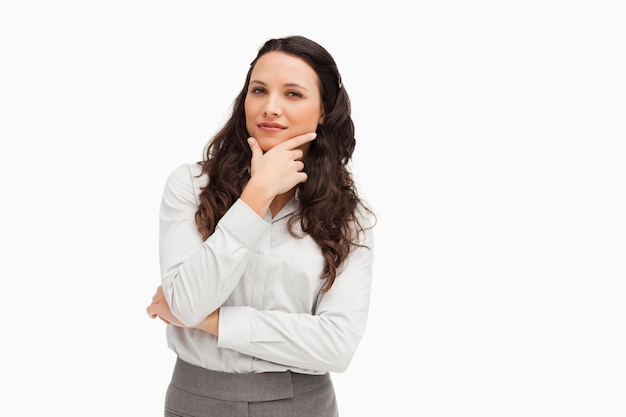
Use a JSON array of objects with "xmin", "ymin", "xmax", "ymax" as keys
[{"xmin": 1, "ymin": 1, "xmax": 625, "ymax": 416}]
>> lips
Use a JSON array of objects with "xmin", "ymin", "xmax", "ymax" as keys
[{"xmin": 258, "ymin": 122, "xmax": 286, "ymax": 131}]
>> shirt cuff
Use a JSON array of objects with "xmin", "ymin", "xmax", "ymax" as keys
[
  {"xmin": 216, "ymin": 199, "xmax": 268, "ymax": 250},
  {"xmin": 217, "ymin": 306, "xmax": 252, "ymax": 354}
]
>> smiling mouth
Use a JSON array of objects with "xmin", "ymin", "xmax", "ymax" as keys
[{"xmin": 258, "ymin": 123, "xmax": 286, "ymax": 131}]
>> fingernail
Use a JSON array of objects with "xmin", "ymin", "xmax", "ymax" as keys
[
  {"xmin": 247, "ymin": 137, "xmax": 254, "ymax": 144},
  {"xmin": 310, "ymin": 133, "xmax": 317, "ymax": 139}
]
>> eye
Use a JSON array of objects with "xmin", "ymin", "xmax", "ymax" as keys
[
  {"xmin": 250, "ymin": 87, "xmax": 266, "ymax": 94},
  {"xmin": 286, "ymin": 91, "xmax": 303, "ymax": 98}
]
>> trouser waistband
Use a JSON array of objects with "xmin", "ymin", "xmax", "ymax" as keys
[{"xmin": 170, "ymin": 357, "xmax": 331, "ymax": 402}]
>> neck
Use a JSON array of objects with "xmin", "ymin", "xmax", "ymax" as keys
[{"xmin": 269, "ymin": 188, "xmax": 296, "ymax": 217}]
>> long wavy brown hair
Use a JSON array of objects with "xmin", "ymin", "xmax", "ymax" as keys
[{"xmin": 195, "ymin": 35, "xmax": 374, "ymax": 291}]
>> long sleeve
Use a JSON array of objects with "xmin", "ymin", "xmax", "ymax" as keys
[
  {"xmin": 217, "ymin": 221, "xmax": 374, "ymax": 373},
  {"xmin": 159, "ymin": 164, "xmax": 269, "ymax": 326}
]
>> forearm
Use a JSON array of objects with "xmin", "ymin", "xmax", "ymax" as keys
[
  {"xmin": 161, "ymin": 197, "xmax": 269, "ymax": 326},
  {"xmin": 192, "ymin": 308, "xmax": 220, "ymax": 336},
  {"xmin": 217, "ymin": 306, "xmax": 367, "ymax": 373}
]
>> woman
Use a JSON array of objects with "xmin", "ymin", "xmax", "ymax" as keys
[{"xmin": 147, "ymin": 35, "xmax": 375, "ymax": 417}]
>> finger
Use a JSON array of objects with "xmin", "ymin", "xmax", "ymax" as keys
[
  {"xmin": 152, "ymin": 285, "xmax": 163, "ymax": 301},
  {"xmin": 278, "ymin": 132, "xmax": 317, "ymax": 150},
  {"xmin": 290, "ymin": 148, "xmax": 304, "ymax": 161},
  {"xmin": 247, "ymin": 137, "xmax": 263, "ymax": 161}
]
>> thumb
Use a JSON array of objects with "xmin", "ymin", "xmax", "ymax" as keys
[
  {"xmin": 247, "ymin": 137, "xmax": 263, "ymax": 176},
  {"xmin": 247, "ymin": 137, "xmax": 262, "ymax": 160}
]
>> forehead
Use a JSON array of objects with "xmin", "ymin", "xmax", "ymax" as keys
[{"xmin": 250, "ymin": 51, "xmax": 319, "ymax": 86}]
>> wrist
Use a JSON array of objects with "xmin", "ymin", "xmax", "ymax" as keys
[
  {"xmin": 194, "ymin": 308, "xmax": 220, "ymax": 336},
  {"xmin": 240, "ymin": 179, "xmax": 274, "ymax": 218}
]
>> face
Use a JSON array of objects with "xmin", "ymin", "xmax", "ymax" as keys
[{"xmin": 245, "ymin": 51, "xmax": 324, "ymax": 153}]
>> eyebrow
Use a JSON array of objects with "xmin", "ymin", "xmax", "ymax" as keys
[{"xmin": 249, "ymin": 80, "xmax": 309, "ymax": 91}]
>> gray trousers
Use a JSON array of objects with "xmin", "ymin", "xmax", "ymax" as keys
[{"xmin": 164, "ymin": 358, "xmax": 338, "ymax": 417}]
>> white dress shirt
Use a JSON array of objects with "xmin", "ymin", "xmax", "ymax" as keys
[{"xmin": 159, "ymin": 163, "xmax": 374, "ymax": 374}]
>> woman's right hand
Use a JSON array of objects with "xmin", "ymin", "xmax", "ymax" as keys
[{"xmin": 241, "ymin": 132, "xmax": 316, "ymax": 216}]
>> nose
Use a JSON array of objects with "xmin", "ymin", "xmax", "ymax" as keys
[{"xmin": 262, "ymin": 94, "xmax": 281, "ymax": 117}]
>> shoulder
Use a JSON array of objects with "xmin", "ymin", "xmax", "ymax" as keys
[
  {"xmin": 166, "ymin": 162, "xmax": 205, "ymax": 183},
  {"xmin": 162, "ymin": 163, "xmax": 208, "ymax": 206},
  {"xmin": 165, "ymin": 162, "xmax": 207, "ymax": 188}
]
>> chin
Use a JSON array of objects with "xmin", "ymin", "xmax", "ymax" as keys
[{"xmin": 256, "ymin": 138, "xmax": 282, "ymax": 152}]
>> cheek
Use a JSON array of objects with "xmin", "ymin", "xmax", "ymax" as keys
[
  {"xmin": 244, "ymin": 101, "xmax": 255, "ymax": 127},
  {"xmin": 299, "ymin": 107, "xmax": 323, "ymax": 129}
]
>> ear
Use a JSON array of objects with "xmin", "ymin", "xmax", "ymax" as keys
[{"xmin": 318, "ymin": 113, "xmax": 325, "ymax": 125}]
